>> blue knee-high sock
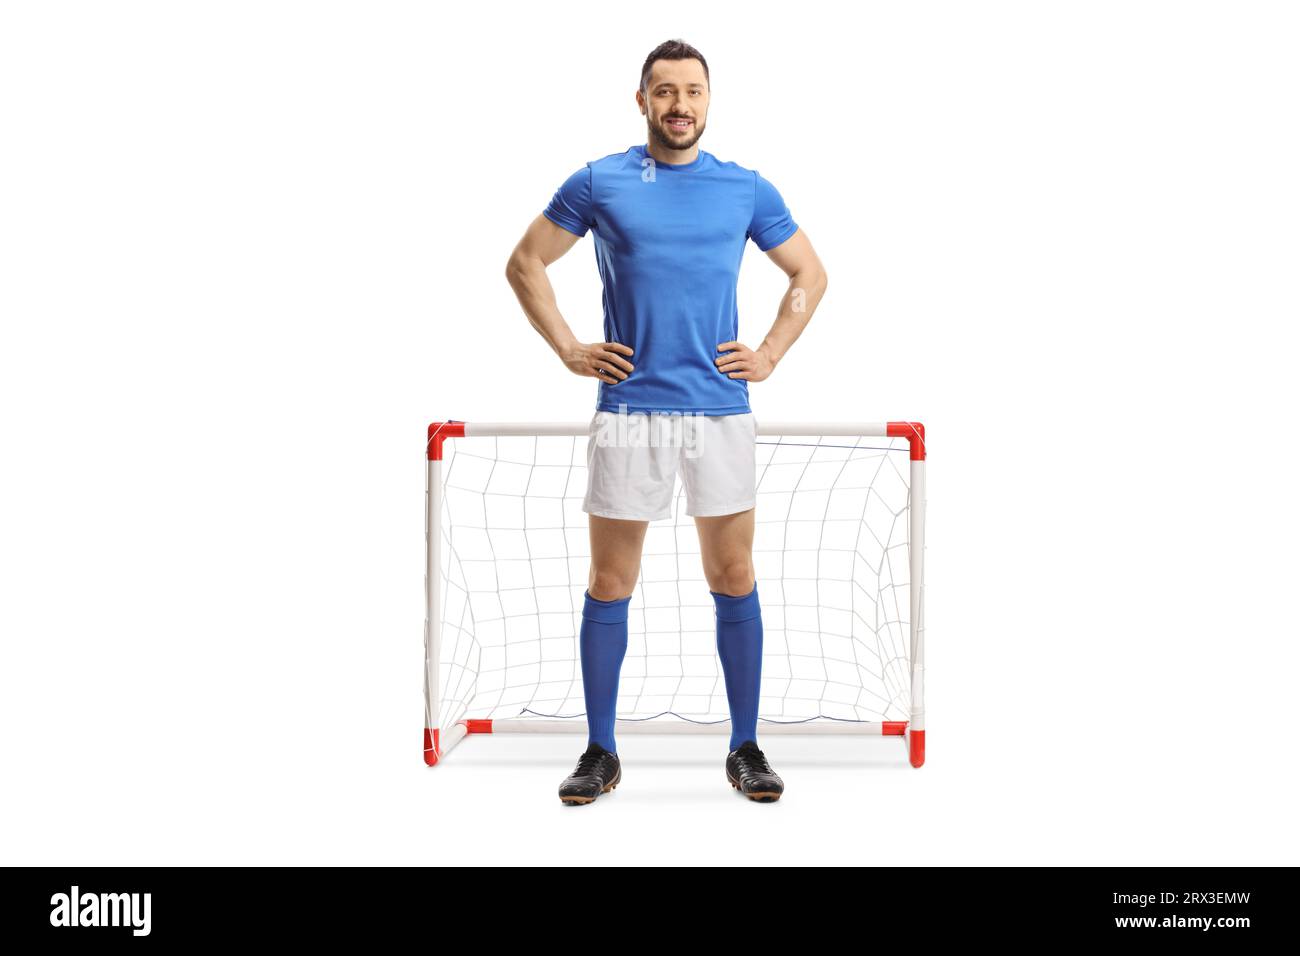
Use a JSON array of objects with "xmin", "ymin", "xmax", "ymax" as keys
[
  {"xmin": 580, "ymin": 590, "xmax": 630, "ymax": 755},
  {"xmin": 712, "ymin": 582, "xmax": 764, "ymax": 752}
]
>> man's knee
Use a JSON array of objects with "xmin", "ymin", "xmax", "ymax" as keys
[
  {"xmin": 710, "ymin": 560, "xmax": 755, "ymax": 597},
  {"xmin": 588, "ymin": 569, "xmax": 636, "ymax": 602}
]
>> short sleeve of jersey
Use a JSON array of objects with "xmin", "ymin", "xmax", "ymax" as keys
[
  {"xmin": 542, "ymin": 165, "xmax": 595, "ymax": 238},
  {"xmin": 749, "ymin": 171, "xmax": 798, "ymax": 251}
]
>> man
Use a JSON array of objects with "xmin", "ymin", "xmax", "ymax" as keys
[{"xmin": 505, "ymin": 39, "xmax": 828, "ymax": 805}]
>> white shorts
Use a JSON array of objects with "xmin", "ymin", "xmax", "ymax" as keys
[{"xmin": 582, "ymin": 410, "xmax": 757, "ymax": 521}]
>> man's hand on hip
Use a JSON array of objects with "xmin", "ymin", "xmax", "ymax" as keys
[
  {"xmin": 715, "ymin": 341, "xmax": 775, "ymax": 382},
  {"xmin": 564, "ymin": 341, "xmax": 635, "ymax": 383}
]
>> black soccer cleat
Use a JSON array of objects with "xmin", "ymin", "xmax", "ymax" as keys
[
  {"xmin": 725, "ymin": 739, "xmax": 784, "ymax": 802},
  {"xmin": 558, "ymin": 741, "xmax": 622, "ymax": 805}
]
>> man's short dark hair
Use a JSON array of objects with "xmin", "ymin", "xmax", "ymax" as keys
[{"xmin": 639, "ymin": 39, "xmax": 710, "ymax": 95}]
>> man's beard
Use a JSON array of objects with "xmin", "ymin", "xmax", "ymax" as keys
[{"xmin": 648, "ymin": 113, "xmax": 704, "ymax": 152}]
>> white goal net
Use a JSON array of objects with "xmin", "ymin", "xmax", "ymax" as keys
[{"xmin": 423, "ymin": 420, "xmax": 926, "ymax": 767}]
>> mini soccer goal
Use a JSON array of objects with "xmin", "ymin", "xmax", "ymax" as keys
[{"xmin": 423, "ymin": 419, "xmax": 927, "ymax": 768}]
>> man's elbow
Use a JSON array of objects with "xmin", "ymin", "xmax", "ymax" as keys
[
  {"xmin": 505, "ymin": 248, "xmax": 529, "ymax": 288},
  {"xmin": 801, "ymin": 266, "xmax": 828, "ymax": 298}
]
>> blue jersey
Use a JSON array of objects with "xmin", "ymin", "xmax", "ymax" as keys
[{"xmin": 542, "ymin": 144, "xmax": 798, "ymax": 415}]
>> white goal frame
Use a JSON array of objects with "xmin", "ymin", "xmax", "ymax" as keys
[{"xmin": 423, "ymin": 419, "xmax": 927, "ymax": 768}]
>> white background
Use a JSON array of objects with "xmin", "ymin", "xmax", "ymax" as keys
[{"xmin": 2, "ymin": 0, "xmax": 1297, "ymax": 865}]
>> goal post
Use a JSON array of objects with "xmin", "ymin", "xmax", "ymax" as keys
[{"xmin": 424, "ymin": 419, "xmax": 927, "ymax": 769}]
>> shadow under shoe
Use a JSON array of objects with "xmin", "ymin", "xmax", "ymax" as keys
[
  {"xmin": 558, "ymin": 741, "xmax": 622, "ymax": 806},
  {"xmin": 725, "ymin": 739, "xmax": 784, "ymax": 802}
]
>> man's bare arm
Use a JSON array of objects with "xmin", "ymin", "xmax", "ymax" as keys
[
  {"xmin": 715, "ymin": 227, "xmax": 828, "ymax": 381},
  {"xmin": 505, "ymin": 215, "xmax": 635, "ymax": 383}
]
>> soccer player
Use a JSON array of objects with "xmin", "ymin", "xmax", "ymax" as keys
[{"xmin": 505, "ymin": 39, "xmax": 828, "ymax": 805}]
